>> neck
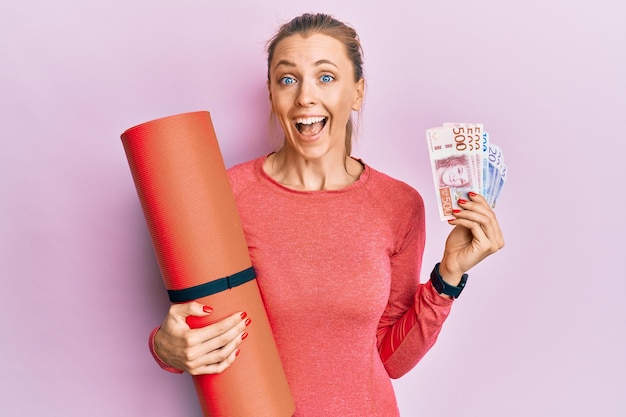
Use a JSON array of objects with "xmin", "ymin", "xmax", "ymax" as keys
[{"xmin": 264, "ymin": 149, "xmax": 363, "ymax": 191}]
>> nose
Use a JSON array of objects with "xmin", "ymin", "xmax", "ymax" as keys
[{"xmin": 295, "ymin": 79, "xmax": 316, "ymax": 107}]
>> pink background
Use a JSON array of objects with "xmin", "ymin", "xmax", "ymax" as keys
[{"xmin": 1, "ymin": 1, "xmax": 624, "ymax": 416}]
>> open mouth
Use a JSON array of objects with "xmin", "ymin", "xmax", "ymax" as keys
[{"xmin": 295, "ymin": 116, "xmax": 327, "ymax": 136}]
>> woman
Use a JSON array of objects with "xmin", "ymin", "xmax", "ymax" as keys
[
  {"xmin": 435, "ymin": 154, "xmax": 472, "ymax": 188},
  {"xmin": 150, "ymin": 13, "xmax": 504, "ymax": 416}
]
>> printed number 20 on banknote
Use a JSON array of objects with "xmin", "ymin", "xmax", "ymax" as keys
[{"xmin": 426, "ymin": 126, "xmax": 480, "ymax": 220}]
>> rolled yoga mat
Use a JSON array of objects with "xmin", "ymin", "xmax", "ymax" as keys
[{"xmin": 121, "ymin": 111, "xmax": 294, "ymax": 417}]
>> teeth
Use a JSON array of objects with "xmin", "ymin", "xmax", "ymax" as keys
[{"xmin": 295, "ymin": 116, "xmax": 326, "ymax": 125}]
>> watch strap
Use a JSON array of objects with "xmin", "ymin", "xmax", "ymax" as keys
[{"xmin": 430, "ymin": 263, "xmax": 468, "ymax": 299}]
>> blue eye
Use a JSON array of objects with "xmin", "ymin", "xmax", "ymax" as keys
[
  {"xmin": 320, "ymin": 74, "xmax": 334, "ymax": 83},
  {"xmin": 280, "ymin": 76, "xmax": 296, "ymax": 85}
]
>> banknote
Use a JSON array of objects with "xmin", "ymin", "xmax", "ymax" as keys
[
  {"xmin": 492, "ymin": 164, "xmax": 507, "ymax": 207},
  {"xmin": 426, "ymin": 124, "xmax": 506, "ymax": 220},
  {"xmin": 443, "ymin": 123, "xmax": 485, "ymax": 192},
  {"xmin": 426, "ymin": 126, "xmax": 480, "ymax": 220},
  {"xmin": 486, "ymin": 143, "xmax": 506, "ymax": 207}
]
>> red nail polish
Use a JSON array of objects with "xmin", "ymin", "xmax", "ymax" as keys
[
  {"xmin": 468, "ymin": 191, "xmax": 477, "ymax": 197},
  {"xmin": 452, "ymin": 209, "xmax": 462, "ymax": 214},
  {"xmin": 202, "ymin": 306, "xmax": 213, "ymax": 313},
  {"xmin": 240, "ymin": 312, "xmax": 247, "ymax": 320},
  {"xmin": 241, "ymin": 332, "xmax": 249, "ymax": 340},
  {"xmin": 458, "ymin": 199, "xmax": 468, "ymax": 205},
  {"xmin": 235, "ymin": 349, "xmax": 241, "ymax": 357},
  {"xmin": 245, "ymin": 318, "xmax": 252, "ymax": 326}
]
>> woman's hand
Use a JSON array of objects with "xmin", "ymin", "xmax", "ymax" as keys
[
  {"xmin": 153, "ymin": 302, "xmax": 250, "ymax": 375},
  {"xmin": 439, "ymin": 192, "xmax": 505, "ymax": 284}
]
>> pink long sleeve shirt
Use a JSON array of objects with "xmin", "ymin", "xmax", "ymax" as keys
[{"xmin": 151, "ymin": 156, "xmax": 454, "ymax": 416}]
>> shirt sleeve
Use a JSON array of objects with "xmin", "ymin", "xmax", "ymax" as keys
[{"xmin": 375, "ymin": 189, "xmax": 454, "ymax": 379}]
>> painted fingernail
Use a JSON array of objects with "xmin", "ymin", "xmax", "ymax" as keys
[
  {"xmin": 241, "ymin": 332, "xmax": 249, "ymax": 340},
  {"xmin": 235, "ymin": 348, "xmax": 241, "ymax": 357},
  {"xmin": 452, "ymin": 209, "xmax": 462, "ymax": 214},
  {"xmin": 240, "ymin": 312, "xmax": 247, "ymax": 320},
  {"xmin": 468, "ymin": 191, "xmax": 477, "ymax": 197},
  {"xmin": 458, "ymin": 199, "xmax": 468, "ymax": 205},
  {"xmin": 202, "ymin": 306, "xmax": 213, "ymax": 313},
  {"xmin": 245, "ymin": 318, "xmax": 252, "ymax": 326}
]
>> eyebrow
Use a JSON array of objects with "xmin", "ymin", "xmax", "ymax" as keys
[{"xmin": 273, "ymin": 59, "xmax": 339, "ymax": 70}]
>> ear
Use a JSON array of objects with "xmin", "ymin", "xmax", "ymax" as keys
[
  {"xmin": 351, "ymin": 77, "xmax": 365, "ymax": 111},
  {"xmin": 267, "ymin": 80, "xmax": 273, "ymax": 104}
]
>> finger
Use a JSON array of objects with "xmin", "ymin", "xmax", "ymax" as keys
[
  {"xmin": 158, "ymin": 302, "xmax": 213, "ymax": 342},
  {"xmin": 169, "ymin": 301, "xmax": 213, "ymax": 325},
  {"xmin": 458, "ymin": 193, "xmax": 492, "ymax": 216},
  {"xmin": 450, "ymin": 209, "xmax": 503, "ymax": 254},
  {"xmin": 191, "ymin": 311, "xmax": 250, "ymax": 346},
  {"xmin": 176, "ymin": 312, "xmax": 249, "ymax": 368},
  {"xmin": 186, "ymin": 317, "xmax": 250, "ymax": 375},
  {"xmin": 190, "ymin": 339, "xmax": 243, "ymax": 375},
  {"xmin": 172, "ymin": 311, "xmax": 249, "ymax": 359},
  {"xmin": 457, "ymin": 196, "xmax": 501, "ymax": 240},
  {"xmin": 449, "ymin": 214, "xmax": 489, "ymax": 244},
  {"xmin": 199, "ymin": 312, "xmax": 250, "ymax": 353},
  {"xmin": 468, "ymin": 192, "xmax": 504, "ymax": 249},
  {"xmin": 451, "ymin": 201, "xmax": 491, "ymax": 228},
  {"xmin": 467, "ymin": 191, "xmax": 487, "ymax": 204}
]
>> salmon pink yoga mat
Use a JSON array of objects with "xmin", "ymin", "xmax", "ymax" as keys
[{"xmin": 121, "ymin": 111, "xmax": 294, "ymax": 417}]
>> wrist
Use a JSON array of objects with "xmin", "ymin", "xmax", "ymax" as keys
[
  {"xmin": 437, "ymin": 262, "xmax": 464, "ymax": 287},
  {"xmin": 430, "ymin": 263, "xmax": 468, "ymax": 299},
  {"xmin": 149, "ymin": 326, "xmax": 183, "ymax": 374}
]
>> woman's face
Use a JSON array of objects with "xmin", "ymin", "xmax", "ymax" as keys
[
  {"xmin": 439, "ymin": 164, "xmax": 470, "ymax": 188},
  {"xmin": 268, "ymin": 33, "xmax": 364, "ymax": 161}
]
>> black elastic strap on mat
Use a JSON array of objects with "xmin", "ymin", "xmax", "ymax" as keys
[{"xmin": 167, "ymin": 267, "xmax": 256, "ymax": 303}]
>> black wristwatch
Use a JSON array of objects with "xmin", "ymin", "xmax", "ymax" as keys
[{"xmin": 430, "ymin": 263, "xmax": 468, "ymax": 299}]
